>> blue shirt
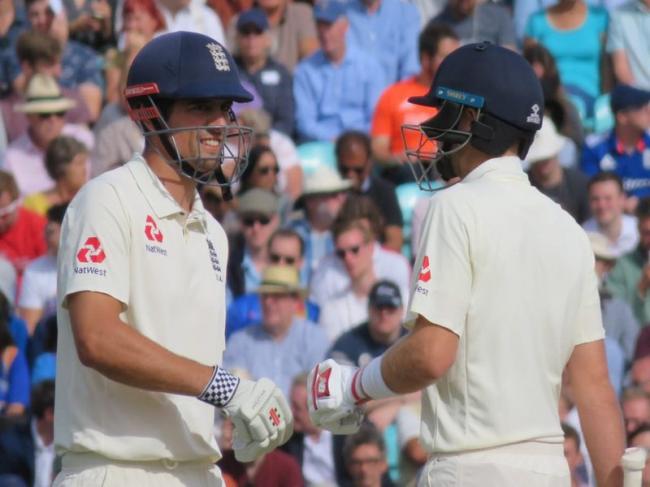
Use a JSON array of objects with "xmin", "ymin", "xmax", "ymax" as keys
[
  {"xmin": 345, "ymin": 0, "xmax": 420, "ymax": 84},
  {"xmin": 0, "ymin": 347, "xmax": 30, "ymax": 411},
  {"xmin": 60, "ymin": 40, "xmax": 104, "ymax": 90},
  {"xmin": 582, "ymin": 130, "xmax": 650, "ymax": 198},
  {"xmin": 287, "ymin": 218, "xmax": 335, "ymax": 281},
  {"xmin": 8, "ymin": 316, "xmax": 28, "ymax": 357},
  {"xmin": 223, "ymin": 318, "xmax": 329, "ymax": 397},
  {"xmin": 328, "ymin": 321, "xmax": 406, "ymax": 367},
  {"xmin": 294, "ymin": 47, "xmax": 386, "ymax": 142}
]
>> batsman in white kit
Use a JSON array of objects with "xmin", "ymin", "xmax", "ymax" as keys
[
  {"xmin": 308, "ymin": 43, "xmax": 626, "ymax": 486},
  {"xmin": 53, "ymin": 32, "xmax": 292, "ymax": 486}
]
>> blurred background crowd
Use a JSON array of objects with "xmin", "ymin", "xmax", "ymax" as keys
[{"xmin": 0, "ymin": 0, "xmax": 647, "ymax": 485}]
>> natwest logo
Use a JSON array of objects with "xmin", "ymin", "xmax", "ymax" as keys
[
  {"xmin": 77, "ymin": 237, "xmax": 106, "ymax": 264},
  {"xmin": 144, "ymin": 215, "xmax": 163, "ymax": 243},
  {"xmin": 418, "ymin": 256, "xmax": 431, "ymax": 283}
]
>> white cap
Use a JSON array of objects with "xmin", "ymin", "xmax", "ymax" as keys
[{"xmin": 524, "ymin": 116, "xmax": 568, "ymax": 168}]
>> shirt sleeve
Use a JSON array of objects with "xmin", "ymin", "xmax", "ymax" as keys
[
  {"xmin": 606, "ymin": 10, "xmax": 624, "ymax": 52},
  {"xmin": 7, "ymin": 348, "xmax": 29, "ymax": 407},
  {"xmin": 408, "ymin": 191, "xmax": 472, "ymax": 337},
  {"xmin": 58, "ymin": 179, "xmax": 131, "ymax": 308},
  {"xmin": 573, "ymin": 241, "xmax": 606, "ymax": 345},
  {"xmin": 293, "ymin": 63, "xmax": 321, "ymax": 142}
]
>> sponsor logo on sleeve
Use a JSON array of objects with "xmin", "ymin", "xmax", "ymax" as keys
[
  {"xmin": 144, "ymin": 215, "xmax": 167, "ymax": 256},
  {"xmin": 416, "ymin": 255, "xmax": 431, "ymax": 295},
  {"xmin": 74, "ymin": 237, "xmax": 107, "ymax": 276}
]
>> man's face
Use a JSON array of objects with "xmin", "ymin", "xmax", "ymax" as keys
[
  {"xmin": 624, "ymin": 397, "xmax": 650, "ymax": 434},
  {"xmin": 261, "ymin": 292, "xmax": 297, "ymax": 331},
  {"xmin": 304, "ymin": 192, "xmax": 346, "ymax": 227},
  {"xmin": 618, "ymin": 104, "xmax": 650, "ymax": 132},
  {"xmin": 269, "ymin": 235, "xmax": 303, "ymax": 270},
  {"xmin": 422, "ymin": 36, "xmax": 460, "ymax": 79},
  {"xmin": 0, "ymin": 191, "xmax": 19, "ymax": 234},
  {"xmin": 241, "ymin": 212, "xmax": 279, "ymax": 251},
  {"xmin": 632, "ymin": 357, "xmax": 650, "ymax": 393},
  {"xmin": 45, "ymin": 221, "xmax": 61, "ymax": 255},
  {"xmin": 589, "ymin": 180, "xmax": 625, "ymax": 227},
  {"xmin": 368, "ymin": 305, "xmax": 402, "ymax": 341},
  {"xmin": 27, "ymin": 111, "xmax": 66, "ymax": 148},
  {"xmin": 338, "ymin": 142, "xmax": 371, "ymax": 190},
  {"xmin": 638, "ymin": 218, "xmax": 650, "ymax": 253},
  {"xmin": 124, "ymin": 6, "xmax": 160, "ymax": 38},
  {"xmin": 27, "ymin": 0, "xmax": 53, "ymax": 32},
  {"xmin": 335, "ymin": 228, "xmax": 373, "ymax": 280},
  {"xmin": 347, "ymin": 443, "xmax": 387, "ymax": 487},
  {"xmin": 563, "ymin": 437, "xmax": 583, "ymax": 473},
  {"xmin": 290, "ymin": 383, "xmax": 318, "ymax": 435},
  {"xmin": 317, "ymin": 18, "xmax": 347, "ymax": 58},
  {"xmin": 237, "ymin": 26, "xmax": 269, "ymax": 63}
]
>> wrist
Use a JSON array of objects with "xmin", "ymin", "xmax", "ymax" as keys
[
  {"xmin": 198, "ymin": 366, "xmax": 240, "ymax": 408},
  {"xmin": 358, "ymin": 356, "xmax": 398, "ymax": 401}
]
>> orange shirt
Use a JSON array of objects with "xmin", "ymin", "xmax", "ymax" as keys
[{"xmin": 371, "ymin": 76, "xmax": 439, "ymax": 156}]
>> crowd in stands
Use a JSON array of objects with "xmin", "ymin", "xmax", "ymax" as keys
[{"xmin": 0, "ymin": 0, "xmax": 647, "ymax": 485}]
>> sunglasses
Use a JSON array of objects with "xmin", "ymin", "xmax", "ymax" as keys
[
  {"xmin": 269, "ymin": 253, "xmax": 297, "ymax": 265},
  {"xmin": 37, "ymin": 111, "xmax": 66, "ymax": 119},
  {"xmin": 335, "ymin": 244, "xmax": 363, "ymax": 259},
  {"xmin": 239, "ymin": 27, "xmax": 264, "ymax": 36},
  {"xmin": 257, "ymin": 165, "xmax": 280, "ymax": 176},
  {"xmin": 338, "ymin": 165, "xmax": 365, "ymax": 176},
  {"xmin": 242, "ymin": 215, "xmax": 271, "ymax": 227}
]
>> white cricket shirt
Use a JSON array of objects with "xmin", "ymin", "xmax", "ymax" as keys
[
  {"xmin": 54, "ymin": 155, "xmax": 228, "ymax": 461},
  {"xmin": 409, "ymin": 156, "xmax": 604, "ymax": 453}
]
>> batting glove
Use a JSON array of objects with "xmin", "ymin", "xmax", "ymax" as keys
[
  {"xmin": 307, "ymin": 359, "xmax": 368, "ymax": 435},
  {"xmin": 199, "ymin": 368, "xmax": 293, "ymax": 462}
]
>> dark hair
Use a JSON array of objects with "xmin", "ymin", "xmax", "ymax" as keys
[
  {"xmin": 628, "ymin": 422, "xmax": 650, "ymax": 445},
  {"xmin": 238, "ymin": 144, "xmax": 277, "ymax": 194},
  {"xmin": 0, "ymin": 293, "xmax": 14, "ymax": 351},
  {"xmin": 31, "ymin": 380, "xmax": 55, "ymax": 419},
  {"xmin": 332, "ymin": 194, "xmax": 384, "ymax": 241},
  {"xmin": 587, "ymin": 171, "xmax": 625, "ymax": 193},
  {"xmin": 343, "ymin": 422, "xmax": 386, "ymax": 463},
  {"xmin": 637, "ymin": 197, "xmax": 650, "ymax": 220},
  {"xmin": 16, "ymin": 30, "xmax": 61, "ymax": 65},
  {"xmin": 419, "ymin": 23, "xmax": 458, "ymax": 57},
  {"xmin": 268, "ymin": 228, "xmax": 305, "ymax": 257},
  {"xmin": 46, "ymin": 202, "xmax": 68, "ymax": 224},
  {"xmin": 45, "ymin": 136, "xmax": 88, "ymax": 180},
  {"xmin": 522, "ymin": 43, "xmax": 560, "ymax": 99},
  {"xmin": 561, "ymin": 422, "xmax": 581, "ymax": 449},
  {"xmin": 335, "ymin": 130, "xmax": 371, "ymax": 161}
]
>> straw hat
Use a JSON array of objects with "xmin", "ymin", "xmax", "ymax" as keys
[
  {"xmin": 256, "ymin": 265, "xmax": 305, "ymax": 296},
  {"xmin": 302, "ymin": 166, "xmax": 352, "ymax": 196},
  {"xmin": 587, "ymin": 232, "xmax": 618, "ymax": 261},
  {"xmin": 524, "ymin": 116, "xmax": 567, "ymax": 166},
  {"xmin": 14, "ymin": 74, "xmax": 76, "ymax": 114}
]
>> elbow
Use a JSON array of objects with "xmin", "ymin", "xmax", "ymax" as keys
[
  {"xmin": 419, "ymin": 352, "xmax": 455, "ymax": 383},
  {"xmin": 75, "ymin": 332, "xmax": 104, "ymax": 369}
]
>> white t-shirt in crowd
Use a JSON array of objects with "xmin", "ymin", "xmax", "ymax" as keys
[
  {"xmin": 18, "ymin": 254, "xmax": 57, "ymax": 316},
  {"xmin": 581, "ymin": 214, "xmax": 639, "ymax": 258}
]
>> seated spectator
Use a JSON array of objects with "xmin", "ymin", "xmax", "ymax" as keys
[
  {"xmin": 345, "ymin": 0, "xmax": 420, "ymax": 84},
  {"xmin": 282, "ymin": 372, "xmax": 336, "ymax": 487},
  {"xmin": 0, "ymin": 303, "xmax": 29, "ymax": 417},
  {"xmin": 371, "ymin": 24, "xmax": 458, "ymax": 185},
  {"xmin": 23, "ymin": 137, "xmax": 86, "ymax": 216},
  {"xmin": 234, "ymin": 9, "xmax": 294, "ymax": 136},
  {"xmin": 336, "ymin": 131, "xmax": 403, "ymax": 252},
  {"xmin": 343, "ymin": 423, "xmax": 393, "ymax": 487},
  {"xmin": 0, "ymin": 0, "xmax": 27, "ymax": 99},
  {"xmin": 226, "ymin": 228, "xmax": 319, "ymax": 338},
  {"xmin": 562, "ymin": 422, "xmax": 589, "ymax": 487},
  {"xmin": 0, "ymin": 380, "xmax": 55, "ymax": 486},
  {"xmin": 582, "ymin": 85, "xmax": 650, "ymax": 209},
  {"xmin": 0, "ymin": 258, "xmax": 29, "ymax": 356},
  {"xmin": 606, "ymin": 197, "xmax": 650, "ymax": 326},
  {"xmin": 293, "ymin": 1, "xmax": 385, "ymax": 143},
  {"xmin": 288, "ymin": 167, "xmax": 351, "ymax": 280},
  {"xmin": 5, "ymin": 74, "xmax": 94, "ymax": 196},
  {"xmin": 1, "ymin": 30, "xmax": 91, "ymax": 142},
  {"xmin": 630, "ymin": 327, "xmax": 650, "ymax": 393},
  {"xmin": 227, "ymin": 188, "xmax": 280, "ymax": 298},
  {"xmin": 622, "ymin": 387, "xmax": 650, "ymax": 436},
  {"xmin": 63, "ymin": 0, "xmax": 112, "ymax": 52},
  {"xmin": 227, "ymin": 0, "xmax": 318, "ymax": 73},
  {"xmin": 525, "ymin": 116, "xmax": 590, "ymax": 223},
  {"xmin": 584, "ymin": 172, "xmax": 639, "ymax": 257},
  {"xmin": 0, "ymin": 171, "xmax": 46, "ymax": 277},
  {"xmin": 156, "ymin": 0, "xmax": 225, "ymax": 42},
  {"xmin": 525, "ymin": 0, "xmax": 609, "ymax": 116},
  {"xmin": 607, "ymin": 0, "xmax": 650, "ymax": 90},
  {"xmin": 17, "ymin": 204, "xmax": 65, "ymax": 335},
  {"xmin": 430, "ymin": 0, "xmax": 516, "ymax": 48},
  {"xmin": 223, "ymin": 265, "xmax": 329, "ymax": 397}
]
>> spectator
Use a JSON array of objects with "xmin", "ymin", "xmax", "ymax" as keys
[
  {"xmin": 345, "ymin": 0, "xmax": 420, "ymax": 84},
  {"xmin": 227, "ymin": 0, "xmax": 318, "ymax": 73},
  {"xmin": 156, "ymin": 0, "xmax": 225, "ymax": 42},
  {"xmin": 234, "ymin": 8, "xmax": 294, "ymax": 136},
  {"xmin": 562, "ymin": 422, "xmax": 588, "ymax": 487},
  {"xmin": 524, "ymin": 116, "xmax": 590, "ymax": 223},
  {"xmin": 524, "ymin": 0, "xmax": 609, "ymax": 116},
  {"xmin": 371, "ymin": 23, "xmax": 459, "ymax": 185},
  {"xmin": 628, "ymin": 423, "xmax": 650, "ymax": 486},
  {"xmin": 227, "ymin": 188, "xmax": 280, "ymax": 298},
  {"xmin": 631, "ymin": 328, "xmax": 650, "ymax": 393},
  {"xmin": 293, "ymin": 1, "xmax": 385, "ymax": 143},
  {"xmin": 583, "ymin": 172, "xmax": 639, "ymax": 257},
  {"xmin": 5, "ymin": 74, "xmax": 93, "ymax": 196},
  {"xmin": 63, "ymin": 0, "xmax": 113, "ymax": 52},
  {"xmin": 336, "ymin": 131, "xmax": 403, "ymax": 252},
  {"xmin": 0, "ymin": 0, "xmax": 27, "ymax": 98},
  {"xmin": 582, "ymin": 85, "xmax": 650, "ymax": 208},
  {"xmin": 0, "ymin": 257, "xmax": 29, "ymax": 355},
  {"xmin": 0, "ymin": 30, "xmax": 91, "ymax": 142},
  {"xmin": 343, "ymin": 423, "xmax": 393, "ymax": 487},
  {"xmin": 0, "ymin": 298, "xmax": 29, "ymax": 417},
  {"xmin": 429, "ymin": 0, "xmax": 516, "ymax": 48},
  {"xmin": 23, "ymin": 137, "xmax": 86, "ymax": 217},
  {"xmin": 0, "ymin": 380, "xmax": 55, "ymax": 486},
  {"xmin": 288, "ymin": 166, "xmax": 351, "ymax": 279},
  {"xmin": 622, "ymin": 388, "xmax": 650, "ymax": 436},
  {"xmin": 0, "ymin": 171, "xmax": 47, "ymax": 277},
  {"xmin": 607, "ymin": 0, "xmax": 650, "ymax": 90},
  {"xmin": 226, "ymin": 228, "xmax": 319, "ymax": 338},
  {"xmin": 223, "ymin": 265, "xmax": 329, "ymax": 397},
  {"xmin": 16, "ymin": 204, "xmax": 65, "ymax": 335}
]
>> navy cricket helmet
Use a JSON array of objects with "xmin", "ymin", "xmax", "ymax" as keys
[
  {"xmin": 124, "ymin": 31, "xmax": 254, "ymax": 195},
  {"xmin": 401, "ymin": 42, "xmax": 544, "ymax": 189}
]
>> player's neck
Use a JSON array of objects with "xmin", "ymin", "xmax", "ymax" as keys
[{"xmin": 144, "ymin": 149, "xmax": 196, "ymax": 213}]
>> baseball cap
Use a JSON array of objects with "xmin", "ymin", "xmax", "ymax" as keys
[
  {"xmin": 237, "ymin": 188, "xmax": 280, "ymax": 216},
  {"xmin": 610, "ymin": 85, "xmax": 650, "ymax": 113},
  {"xmin": 314, "ymin": 0, "xmax": 347, "ymax": 23},
  {"xmin": 237, "ymin": 8, "xmax": 269, "ymax": 32},
  {"xmin": 409, "ymin": 42, "xmax": 544, "ymax": 133},
  {"xmin": 369, "ymin": 280, "xmax": 402, "ymax": 309}
]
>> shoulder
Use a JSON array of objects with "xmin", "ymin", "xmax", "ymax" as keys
[
  {"xmin": 286, "ymin": 2, "xmax": 314, "ymax": 20},
  {"xmin": 585, "ymin": 131, "xmax": 612, "ymax": 150}
]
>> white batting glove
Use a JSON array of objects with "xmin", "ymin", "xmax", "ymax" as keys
[
  {"xmin": 199, "ymin": 368, "xmax": 293, "ymax": 462},
  {"xmin": 307, "ymin": 359, "xmax": 368, "ymax": 435}
]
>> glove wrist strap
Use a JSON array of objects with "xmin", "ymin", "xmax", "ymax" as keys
[
  {"xmin": 198, "ymin": 366, "xmax": 240, "ymax": 408},
  {"xmin": 359, "ymin": 356, "xmax": 398, "ymax": 400}
]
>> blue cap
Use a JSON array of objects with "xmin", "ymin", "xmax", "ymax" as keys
[
  {"xmin": 410, "ymin": 42, "xmax": 544, "ymax": 132},
  {"xmin": 126, "ymin": 31, "xmax": 253, "ymax": 103},
  {"xmin": 369, "ymin": 280, "xmax": 402, "ymax": 308},
  {"xmin": 236, "ymin": 8, "xmax": 269, "ymax": 32},
  {"xmin": 610, "ymin": 85, "xmax": 650, "ymax": 113},
  {"xmin": 314, "ymin": 0, "xmax": 347, "ymax": 23}
]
